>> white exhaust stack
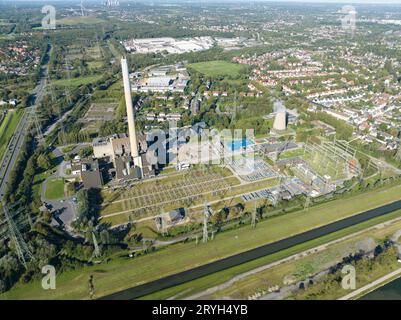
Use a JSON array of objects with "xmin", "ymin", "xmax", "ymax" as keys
[
  {"xmin": 121, "ymin": 57, "xmax": 143, "ymax": 175},
  {"xmin": 121, "ymin": 57, "xmax": 139, "ymax": 158}
]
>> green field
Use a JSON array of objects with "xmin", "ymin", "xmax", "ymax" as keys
[
  {"xmin": 52, "ymin": 75, "xmax": 102, "ymax": 88},
  {"xmin": 87, "ymin": 61, "xmax": 103, "ymax": 70},
  {"xmin": 2, "ymin": 183, "xmax": 401, "ymax": 300},
  {"xmin": 0, "ymin": 35, "xmax": 15, "ymax": 40},
  {"xmin": 142, "ymin": 208, "xmax": 401, "ymax": 300},
  {"xmin": 0, "ymin": 109, "xmax": 23, "ymax": 162},
  {"xmin": 278, "ymin": 148, "xmax": 304, "ymax": 160},
  {"xmin": 202, "ymin": 214, "xmax": 401, "ymax": 300},
  {"xmin": 188, "ymin": 60, "xmax": 245, "ymax": 77},
  {"xmin": 44, "ymin": 178, "xmax": 65, "ymax": 200}
]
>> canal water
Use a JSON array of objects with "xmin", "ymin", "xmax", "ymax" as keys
[{"xmin": 361, "ymin": 277, "xmax": 401, "ymax": 300}]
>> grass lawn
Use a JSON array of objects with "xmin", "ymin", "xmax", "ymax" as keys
[
  {"xmin": 278, "ymin": 148, "xmax": 304, "ymax": 160},
  {"xmin": 0, "ymin": 35, "xmax": 15, "ymax": 40},
  {"xmin": 188, "ymin": 60, "xmax": 245, "ymax": 78},
  {"xmin": 44, "ymin": 178, "xmax": 65, "ymax": 200},
  {"xmin": 0, "ymin": 109, "xmax": 23, "ymax": 162},
  {"xmin": 87, "ymin": 61, "xmax": 103, "ymax": 70},
  {"xmin": 52, "ymin": 75, "xmax": 102, "ymax": 88},
  {"xmin": 3, "ymin": 183, "xmax": 401, "ymax": 300}
]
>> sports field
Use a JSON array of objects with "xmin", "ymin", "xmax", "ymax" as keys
[
  {"xmin": 188, "ymin": 60, "xmax": 245, "ymax": 77},
  {"xmin": 0, "ymin": 109, "xmax": 23, "ymax": 162},
  {"xmin": 2, "ymin": 183, "xmax": 401, "ymax": 300},
  {"xmin": 44, "ymin": 178, "xmax": 65, "ymax": 200}
]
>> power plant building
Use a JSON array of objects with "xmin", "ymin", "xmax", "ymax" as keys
[{"xmin": 91, "ymin": 58, "xmax": 156, "ymax": 182}]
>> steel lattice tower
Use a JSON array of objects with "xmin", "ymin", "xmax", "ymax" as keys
[
  {"xmin": 2, "ymin": 204, "xmax": 34, "ymax": 268},
  {"xmin": 203, "ymin": 203, "xmax": 211, "ymax": 243},
  {"xmin": 251, "ymin": 201, "xmax": 257, "ymax": 229},
  {"xmin": 396, "ymin": 147, "xmax": 401, "ymax": 162},
  {"xmin": 32, "ymin": 113, "xmax": 45, "ymax": 145},
  {"xmin": 92, "ymin": 232, "xmax": 101, "ymax": 259}
]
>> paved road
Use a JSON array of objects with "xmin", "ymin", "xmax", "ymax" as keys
[
  {"xmin": 99, "ymin": 199, "xmax": 401, "ymax": 300},
  {"xmin": 0, "ymin": 45, "xmax": 51, "ymax": 202},
  {"xmin": 0, "ymin": 109, "xmax": 32, "ymax": 201},
  {"xmin": 339, "ymin": 267, "xmax": 401, "ymax": 300}
]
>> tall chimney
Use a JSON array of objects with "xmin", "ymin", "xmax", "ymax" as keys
[{"xmin": 121, "ymin": 57, "xmax": 139, "ymax": 158}]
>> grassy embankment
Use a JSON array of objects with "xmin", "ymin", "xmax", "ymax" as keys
[
  {"xmin": 0, "ymin": 109, "xmax": 23, "ymax": 162},
  {"xmin": 191, "ymin": 213, "xmax": 401, "ymax": 300},
  {"xmin": 52, "ymin": 75, "xmax": 102, "ymax": 88},
  {"xmin": 2, "ymin": 183, "xmax": 401, "ymax": 300}
]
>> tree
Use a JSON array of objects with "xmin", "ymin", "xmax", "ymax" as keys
[
  {"xmin": 100, "ymin": 229, "xmax": 110, "ymax": 244},
  {"xmin": 37, "ymin": 153, "xmax": 52, "ymax": 171},
  {"xmin": 0, "ymin": 279, "xmax": 6, "ymax": 293},
  {"xmin": 66, "ymin": 181, "xmax": 76, "ymax": 193}
]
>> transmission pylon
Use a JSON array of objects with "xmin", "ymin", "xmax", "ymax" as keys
[
  {"xmin": 92, "ymin": 232, "xmax": 101, "ymax": 259},
  {"xmin": 2, "ymin": 204, "xmax": 34, "ymax": 268},
  {"xmin": 396, "ymin": 147, "xmax": 401, "ymax": 162},
  {"xmin": 80, "ymin": 0, "xmax": 86, "ymax": 16},
  {"xmin": 203, "ymin": 203, "xmax": 211, "ymax": 243},
  {"xmin": 251, "ymin": 201, "xmax": 257, "ymax": 229},
  {"xmin": 230, "ymin": 92, "xmax": 238, "ymax": 125},
  {"xmin": 32, "ymin": 113, "xmax": 45, "ymax": 145},
  {"xmin": 304, "ymin": 195, "xmax": 311, "ymax": 211},
  {"xmin": 159, "ymin": 209, "xmax": 167, "ymax": 235}
]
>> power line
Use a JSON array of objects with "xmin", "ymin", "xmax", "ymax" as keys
[
  {"xmin": 2, "ymin": 203, "xmax": 34, "ymax": 268},
  {"xmin": 32, "ymin": 113, "xmax": 45, "ymax": 145},
  {"xmin": 396, "ymin": 147, "xmax": 401, "ymax": 162},
  {"xmin": 203, "ymin": 203, "xmax": 212, "ymax": 243},
  {"xmin": 92, "ymin": 232, "xmax": 101, "ymax": 259},
  {"xmin": 251, "ymin": 201, "xmax": 257, "ymax": 229}
]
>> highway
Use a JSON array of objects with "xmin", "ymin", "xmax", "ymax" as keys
[
  {"xmin": 100, "ymin": 199, "xmax": 401, "ymax": 300},
  {"xmin": 0, "ymin": 109, "xmax": 32, "ymax": 201},
  {"xmin": 0, "ymin": 45, "xmax": 51, "ymax": 202}
]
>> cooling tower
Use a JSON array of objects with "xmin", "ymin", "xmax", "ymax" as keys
[{"xmin": 273, "ymin": 109, "xmax": 287, "ymax": 131}]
